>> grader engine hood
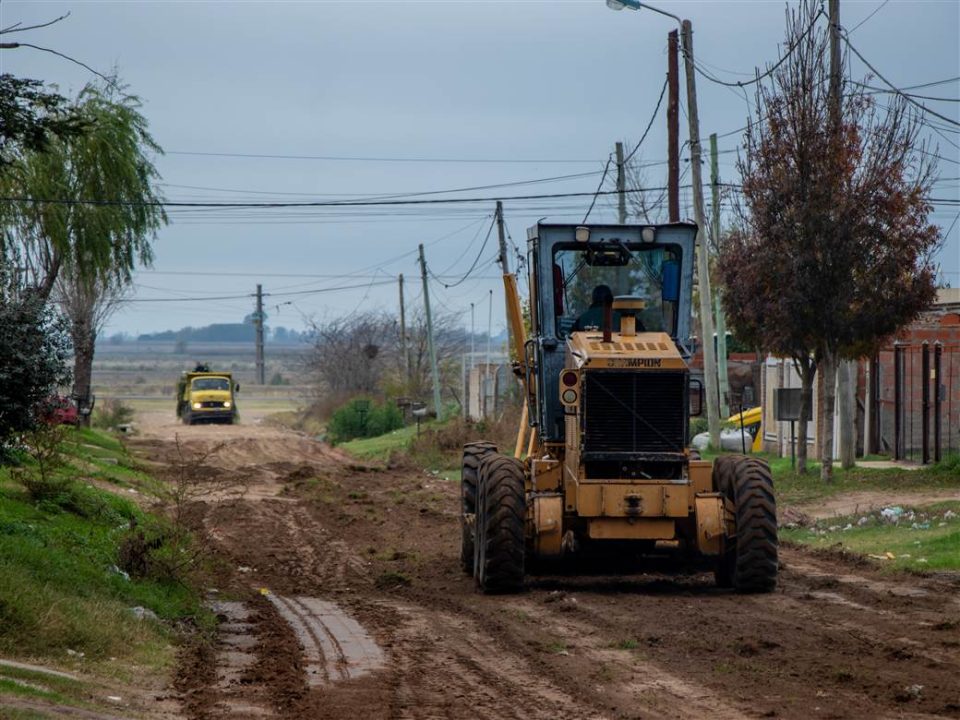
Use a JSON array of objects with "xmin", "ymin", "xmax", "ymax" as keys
[
  {"xmin": 565, "ymin": 330, "xmax": 690, "ymax": 457},
  {"xmin": 567, "ymin": 330, "xmax": 686, "ymax": 370}
]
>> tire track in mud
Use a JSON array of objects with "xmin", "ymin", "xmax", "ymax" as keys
[
  {"xmin": 208, "ymin": 600, "xmax": 273, "ymax": 718},
  {"xmin": 373, "ymin": 601, "xmax": 606, "ymax": 720},
  {"xmin": 265, "ymin": 594, "xmax": 385, "ymax": 686},
  {"xmin": 500, "ymin": 556, "xmax": 960, "ymax": 719}
]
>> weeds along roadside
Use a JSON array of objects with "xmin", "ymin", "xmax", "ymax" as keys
[{"xmin": 0, "ymin": 421, "xmax": 218, "ymax": 706}]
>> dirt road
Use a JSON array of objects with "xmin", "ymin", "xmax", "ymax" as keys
[{"xmin": 129, "ymin": 414, "xmax": 960, "ymax": 720}]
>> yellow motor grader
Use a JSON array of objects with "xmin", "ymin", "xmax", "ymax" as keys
[{"xmin": 461, "ymin": 222, "xmax": 777, "ymax": 593}]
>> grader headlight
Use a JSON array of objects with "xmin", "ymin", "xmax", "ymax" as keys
[{"xmin": 559, "ymin": 369, "xmax": 580, "ymax": 406}]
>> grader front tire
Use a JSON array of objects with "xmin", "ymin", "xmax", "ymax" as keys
[
  {"xmin": 474, "ymin": 455, "xmax": 525, "ymax": 594},
  {"xmin": 460, "ymin": 442, "xmax": 497, "ymax": 575},
  {"xmin": 714, "ymin": 456, "xmax": 778, "ymax": 594}
]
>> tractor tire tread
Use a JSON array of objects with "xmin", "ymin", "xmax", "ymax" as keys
[
  {"xmin": 731, "ymin": 457, "xmax": 778, "ymax": 593},
  {"xmin": 476, "ymin": 454, "xmax": 525, "ymax": 594},
  {"xmin": 460, "ymin": 442, "xmax": 497, "ymax": 575}
]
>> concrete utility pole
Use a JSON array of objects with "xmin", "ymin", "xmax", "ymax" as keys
[
  {"xmin": 485, "ymin": 289, "xmax": 493, "ymax": 418},
  {"xmin": 680, "ymin": 19, "xmax": 722, "ymax": 449},
  {"xmin": 604, "ymin": 0, "xmax": 718, "ymax": 444},
  {"xmin": 667, "ymin": 29, "xmax": 680, "ymax": 223},
  {"xmin": 828, "ymin": 0, "xmax": 856, "ymax": 468},
  {"xmin": 255, "ymin": 283, "xmax": 265, "ymax": 385},
  {"xmin": 418, "ymin": 245, "xmax": 443, "ymax": 420},
  {"xmin": 470, "ymin": 301, "xmax": 476, "ymax": 418},
  {"xmin": 828, "ymin": 0, "xmax": 842, "ymax": 128},
  {"xmin": 615, "ymin": 141, "xmax": 627, "ymax": 224},
  {"xmin": 398, "ymin": 274, "xmax": 410, "ymax": 388},
  {"xmin": 710, "ymin": 133, "xmax": 730, "ymax": 419}
]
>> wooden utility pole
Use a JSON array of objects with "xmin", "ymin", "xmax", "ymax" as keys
[
  {"xmin": 398, "ymin": 273, "xmax": 410, "ymax": 387},
  {"xmin": 615, "ymin": 141, "xmax": 627, "ymax": 224},
  {"xmin": 710, "ymin": 133, "xmax": 730, "ymax": 419},
  {"xmin": 255, "ymin": 283, "xmax": 265, "ymax": 385},
  {"xmin": 495, "ymin": 200, "xmax": 515, "ymax": 359},
  {"xmin": 418, "ymin": 245, "xmax": 443, "ymax": 420},
  {"xmin": 681, "ymin": 19, "xmax": 721, "ymax": 449},
  {"xmin": 495, "ymin": 201, "xmax": 510, "ymax": 275},
  {"xmin": 667, "ymin": 29, "xmax": 680, "ymax": 222}
]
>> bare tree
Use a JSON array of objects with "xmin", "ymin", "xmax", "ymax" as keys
[
  {"xmin": 306, "ymin": 313, "xmax": 394, "ymax": 398},
  {"xmin": 307, "ymin": 308, "xmax": 467, "ymax": 408},
  {"xmin": 54, "ymin": 270, "xmax": 130, "ymax": 424}
]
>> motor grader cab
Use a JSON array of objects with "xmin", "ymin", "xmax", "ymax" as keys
[{"xmin": 461, "ymin": 222, "xmax": 777, "ymax": 594}]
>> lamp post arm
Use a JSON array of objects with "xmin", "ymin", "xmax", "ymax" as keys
[{"xmin": 639, "ymin": 2, "xmax": 682, "ymax": 27}]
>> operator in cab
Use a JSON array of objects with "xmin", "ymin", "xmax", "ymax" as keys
[
  {"xmin": 573, "ymin": 285, "xmax": 647, "ymax": 333},
  {"xmin": 574, "ymin": 285, "xmax": 616, "ymax": 331}
]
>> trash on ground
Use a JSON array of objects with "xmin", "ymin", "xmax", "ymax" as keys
[{"xmin": 129, "ymin": 606, "xmax": 158, "ymax": 621}]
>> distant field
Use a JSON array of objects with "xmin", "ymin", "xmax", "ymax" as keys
[{"xmin": 92, "ymin": 341, "xmax": 312, "ymax": 403}]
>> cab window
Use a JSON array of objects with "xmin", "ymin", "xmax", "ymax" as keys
[
  {"xmin": 192, "ymin": 377, "xmax": 230, "ymax": 391},
  {"xmin": 551, "ymin": 243, "xmax": 681, "ymax": 338}
]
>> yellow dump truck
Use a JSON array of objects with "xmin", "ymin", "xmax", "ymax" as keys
[{"xmin": 176, "ymin": 370, "xmax": 238, "ymax": 425}]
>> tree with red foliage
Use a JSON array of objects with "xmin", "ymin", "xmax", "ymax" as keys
[{"xmin": 718, "ymin": 2, "xmax": 940, "ymax": 479}]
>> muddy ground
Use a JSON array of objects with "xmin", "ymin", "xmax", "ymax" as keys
[{"xmin": 127, "ymin": 411, "xmax": 960, "ymax": 720}]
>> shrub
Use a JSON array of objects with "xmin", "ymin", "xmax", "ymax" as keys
[
  {"xmin": 92, "ymin": 398, "xmax": 135, "ymax": 429},
  {"xmin": 327, "ymin": 397, "xmax": 404, "ymax": 444},
  {"xmin": 0, "ymin": 291, "xmax": 72, "ymax": 450},
  {"xmin": 689, "ymin": 417, "xmax": 709, "ymax": 437}
]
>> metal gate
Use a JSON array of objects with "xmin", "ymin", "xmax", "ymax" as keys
[{"xmin": 872, "ymin": 342, "xmax": 959, "ymax": 463}]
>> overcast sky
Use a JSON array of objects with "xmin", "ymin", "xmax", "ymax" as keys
[{"xmin": 3, "ymin": 0, "xmax": 958, "ymax": 338}]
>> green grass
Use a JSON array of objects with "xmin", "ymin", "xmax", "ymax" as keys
[
  {"xmin": 339, "ymin": 422, "xmax": 431, "ymax": 461},
  {"xmin": 700, "ymin": 450, "xmax": 960, "ymax": 570},
  {"xmin": 701, "ymin": 450, "xmax": 960, "ymax": 507},
  {"xmin": 0, "ymin": 428, "xmax": 207, "ymax": 668},
  {"xmin": 782, "ymin": 501, "xmax": 960, "ymax": 571}
]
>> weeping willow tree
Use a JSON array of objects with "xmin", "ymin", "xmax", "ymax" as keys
[
  {"xmin": 1, "ymin": 78, "xmax": 166, "ymax": 297},
  {"xmin": 0, "ymin": 78, "xmax": 167, "ymax": 415}
]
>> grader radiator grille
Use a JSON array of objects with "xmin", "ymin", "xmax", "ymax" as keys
[{"xmin": 582, "ymin": 371, "xmax": 686, "ymax": 454}]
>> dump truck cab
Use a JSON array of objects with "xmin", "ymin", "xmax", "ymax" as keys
[
  {"xmin": 461, "ymin": 222, "xmax": 777, "ymax": 594},
  {"xmin": 176, "ymin": 371, "xmax": 238, "ymax": 425}
]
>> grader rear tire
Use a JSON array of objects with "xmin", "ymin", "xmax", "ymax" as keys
[
  {"xmin": 474, "ymin": 454, "xmax": 525, "ymax": 594},
  {"xmin": 713, "ymin": 456, "xmax": 778, "ymax": 593},
  {"xmin": 460, "ymin": 442, "xmax": 497, "ymax": 575}
]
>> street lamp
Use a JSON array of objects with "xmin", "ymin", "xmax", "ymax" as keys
[
  {"xmin": 605, "ymin": 0, "xmax": 681, "ymax": 26},
  {"xmin": 604, "ymin": 0, "xmax": 722, "ymax": 450}
]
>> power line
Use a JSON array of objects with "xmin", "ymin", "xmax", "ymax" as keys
[
  {"xmin": 855, "ymin": 81, "xmax": 960, "ymax": 104},
  {"xmin": 0, "ymin": 186, "xmax": 664, "ymax": 209},
  {"xmin": 158, "ymin": 169, "xmax": 605, "ymax": 202},
  {"xmin": 624, "ymin": 77, "xmax": 669, "ymax": 164},
  {"xmin": 434, "ymin": 214, "xmax": 494, "ymax": 276},
  {"xmin": 843, "ymin": 35, "xmax": 960, "ymax": 129},
  {"xmin": 165, "ymin": 150, "xmax": 600, "ymax": 164},
  {"xmin": 847, "ymin": 0, "xmax": 890, "ymax": 34},
  {"xmin": 689, "ymin": 9, "xmax": 825, "ymax": 90},
  {"xmin": 582, "ymin": 155, "xmax": 613, "ymax": 223},
  {"xmin": 126, "ymin": 279, "xmax": 395, "ymax": 304},
  {"xmin": 429, "ymin": 217, "xmax": 497, "ymax": 288}
]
